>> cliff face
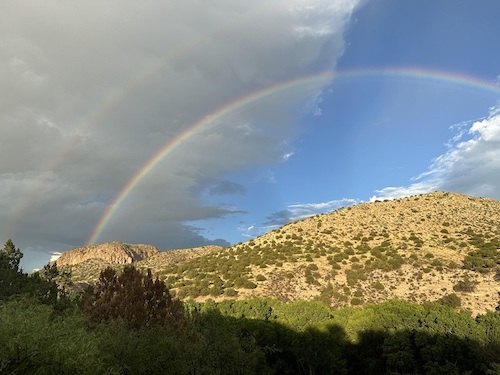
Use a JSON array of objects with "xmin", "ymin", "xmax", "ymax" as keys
[{"xmin": 54, "ymin": 242, "xmax": 159, "ymax": 266}]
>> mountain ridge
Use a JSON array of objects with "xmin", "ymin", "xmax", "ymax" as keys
[
  {"xmin": 60, "ymin": 192, "xmax": 500, "ymax": 315},
  {"xmin": 54, "ymin": 241, "xmax": 159, "ymax": 267}
]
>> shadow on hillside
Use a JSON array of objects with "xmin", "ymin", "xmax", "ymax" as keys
[
  {"xmin": 92, "ymin": 307, "xmax": 500, "ymax": 375},
  {"xmin": 2, "ymin": 292, "xmax": 500, "ymax": 375}
]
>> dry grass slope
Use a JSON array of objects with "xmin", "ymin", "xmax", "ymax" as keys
[
  {"xmin": 156, "ymin": 192, "xmax": 500, "ymax": 315},
  {"xmin": 65, "ymin": 192, "xmax": 500, "ymax": 315}
]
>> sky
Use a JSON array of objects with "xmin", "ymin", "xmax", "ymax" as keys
[{"xmin": 1, "ymin": 1, "xmax": 500, "ymax": 272}]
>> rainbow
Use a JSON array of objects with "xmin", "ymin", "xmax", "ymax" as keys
[
  {"xmin": 2, "ymin": 3, "xmax": 282, "ymax": 241},
  {"xmin": 333, "ymin": 67, "xmax": 500, "ymax": 95},
  {"xmin": 86, "ymin": 70, "xmax": 335, "ymax": 244},
  {"xmin": 82, "ymin": 66, "xmax": 500, "ymax": 244}
]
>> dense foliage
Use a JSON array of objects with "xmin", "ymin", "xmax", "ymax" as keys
[
  {"xmin": 2, "ymin": 239, "xmax": 500, "ymax": 374},
  {"xmin": 83, "ymin": 265, "xmax": 185, "ymax": 330}
]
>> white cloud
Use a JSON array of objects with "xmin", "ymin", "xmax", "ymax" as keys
[
  {"xmin": 239, "ymin": 198, "xmax": 358, "ymax": 238},
  {"xmin": 287, "ymin": 198, "xmax": 359, "ymax": 220},
  {"xmin": 372, "ymin": 105, "xmax": 500, "ymax": 201},
  {"xmin": 50, "ymin": 252, "xmax": 61, "ymax": 263},
  {"xmin": 0, "ymin": 0, "xmax": 362, "ymax": 270},
  {"xmin": 251, "ymin": 198, "xmax": 359, "ymax": 235}
]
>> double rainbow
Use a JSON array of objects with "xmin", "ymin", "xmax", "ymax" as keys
[{"xmin": 86, "ymin": 67, "xmax": 500, "ymax": 245}]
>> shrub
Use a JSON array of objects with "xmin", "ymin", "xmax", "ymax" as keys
[
  {"xmin": 256, "ymin": 274, "xmax": 267, "ymax": 282},
  {"xmin": 438, "ymin": 293, "xmax": 461, "ymax": 309},
  {"xmin": 351, "ymin": 297, "xmax": 363, "ymax": 305},
  {"xmin": 242, "ymin": 280, "xmax": 257, "ymax": 289},
  {"xmin": 225, "ymin": 288, "xmax": 238, "ymax": 297},
  {"xmin": 453, "ymin": 277, "xmax": 477, "ymax": 293},
  {"xmin": 494, "ymin": 267, "xmax": 500, "ymax": 282}
]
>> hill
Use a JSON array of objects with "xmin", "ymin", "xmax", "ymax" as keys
[
  {"xmin": 54, "ymin": 241, "xmax": 159, "ymax": 267},
  {"xmin": 58, "ymin": 243, "xmax": 222, "ymax": 283},
  {"xmin": 63, "ymin": 192, "xmax": 500, "ymax": 315}
]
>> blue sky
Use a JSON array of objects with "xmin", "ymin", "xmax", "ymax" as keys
[
  {"xmin": 1, "ymin": 0, "xmax": 500, "ymax": 271},
  {"xmin": 196, "ymin": 0, "xmax": 500, "ymax": 241}
]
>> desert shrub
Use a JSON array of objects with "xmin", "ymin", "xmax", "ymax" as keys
[
  {"xmin": 373, "ymin": 281, "xmax": 385, "ymax": 290},
  {"xmin": 431, "ymin": 259, "xmax": 444, "ymax": 271},
  {"xmin": 242, "ymin": 280, "xmax": 257, "ymax": 289},
  {"xmin": 463, "ymin": 242, "xmax": 500, "ymax": 272},
  {"xmin": 388, "ymin": 255, "xmax": 405, "ymax": 270},
  {"xmin": 353, "ymin": 289, "xmax": 364, "ymax": 298},
  {"xmin": 224, "ymin": 288, "xmax": 238, "ymax": 297},
  {"xmin": 453, "ymin": 277, "xmax": 477, "ymax": 293},
  {"xmin": 345, "ymin": 248, "xmax": 355, "ymax": 256},
  {"xmin": 351, "ymin": 297, "xmax": 363, "ymax": 305},
  {"xmin": 333, "ymin": 253, "xmax": 345, "ymax": 262},
  {"xmin": 438, "ymin": 293, "xmax": 461, "ymax": 309},
  {"xmin": 256, "ymin": 274, "xmax": 267, "ymax": 282},
  {"xmin": 494, "ymin": 267, "xmax": 500, "ymax": 282}
]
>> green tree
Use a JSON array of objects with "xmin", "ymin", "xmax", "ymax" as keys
[
  {"xmin": 0, "ymin": 239, "xmax": 23, "ymax": 272},
  {"xmin": 83, "ymin": 265, "xmax": 186, "ymax": 330},
  {"xmin": 0, "ymin": 297, "xmax": 109, "ymax": 374}
]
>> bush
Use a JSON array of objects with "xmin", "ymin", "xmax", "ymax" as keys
[
  {"xmin": 0, "ymin": 297, "xmax": 109, "ymax": 374},
  {"xmin": 224, "ymin": 288, "xmax": 238, "ymax": 297},
  {"xmin": 438, "ymin": 293, "xmax": 461, "ymax": 309},
  {"xmin": 256, "ymin": 274, "xmax": 267, "ymax": 282},
  {"xmin": 453, "ymin": 277, "xmax": 477, "ymax": 293},
  {"xmin": 351, "ymin": 297, "xmax": 363, "ymax": 305}
]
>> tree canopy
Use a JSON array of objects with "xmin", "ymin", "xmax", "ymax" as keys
[
  {"xmin": 0, "ymin": 239, "xmax": 23, "ymax": 272},
  {"xmin": 83, "ymin": 265, "xmax": 185, "ymax": 330}
]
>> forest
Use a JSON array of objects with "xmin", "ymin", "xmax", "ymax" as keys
[{"xmin": 1, "ymin": 239, "xmax": 500, "ymax": 375}]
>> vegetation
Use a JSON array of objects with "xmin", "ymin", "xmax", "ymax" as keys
[
  {"xmin": 2, "ymin": 263, "xmax": 500, "ymax": 374},
  {"xmin": 83, "ymin": 265, "xmax": 185, "ymax": 330},
  {"xmin": 4, "ymin": 192, "xmax": 500, "ymax": 372}
]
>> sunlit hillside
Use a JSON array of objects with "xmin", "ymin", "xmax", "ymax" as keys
[{"xmin": 63, "ymin": 192, "xmax": 500, "ymax": 315}]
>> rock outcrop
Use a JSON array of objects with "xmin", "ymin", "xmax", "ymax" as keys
[{"xmin": 54, "ymin": 242, "xmax": 159, "ymax": 267}]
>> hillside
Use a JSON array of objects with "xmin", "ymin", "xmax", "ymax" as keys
[
  {"xmin": 155, "ymin": 192, "xmax": 500, "ymax": 315},
  {"xmin": 64, "ymin": 192, "xmax": 500, "ymax": 315},
  {"xmin": 59, "ymin": 244, "xmax": 222, "ymax": 283},
  {"xmin": 55, "ymin": 241, "xmax": 159, "ymax": 267}
]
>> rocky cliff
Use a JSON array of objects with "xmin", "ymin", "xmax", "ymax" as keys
[{"xmin": 54, "ymin": 242, "xmax": 159, "ymax": 266}]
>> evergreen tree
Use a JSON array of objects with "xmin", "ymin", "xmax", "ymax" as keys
[
  {"xmin": 0, "ymin": 239, "xmax": 23, "ymax": 272},
  {"xmin": 83, "ymin": 265, "xmax": 186, "ymax": 330}
]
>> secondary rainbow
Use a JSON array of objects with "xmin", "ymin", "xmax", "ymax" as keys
[
  {"xmin": 87, "ymin": 67, "xmax": 500, "ymax": 245},
  {"xmin": 3, "ymin": 4, "xmax": 281, "ymax": 241}
]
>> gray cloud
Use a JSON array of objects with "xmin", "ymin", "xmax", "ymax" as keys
[
  {"xmin": 0, "ymin": 0, "xmax": 361, "ymax": 270},
  {"xmin": 208, "ymin": 180, "xmax": 247, "ymax": 196}
]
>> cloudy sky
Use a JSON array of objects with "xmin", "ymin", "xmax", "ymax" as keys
[{"xmin": 2, "ymin": 1, "xmax": 500, "ymax": 271}]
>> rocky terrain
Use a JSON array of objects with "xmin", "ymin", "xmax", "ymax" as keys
[{"xmin": 54, "ymin": 241, "xmax": 159, "ymax": 267}]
